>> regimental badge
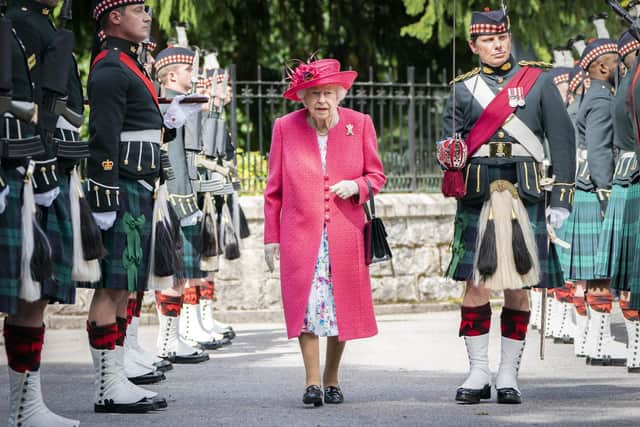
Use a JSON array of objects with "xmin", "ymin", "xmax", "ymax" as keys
[
  {"xmin": 508, "ymin": 87, "xmax": 525, "ymax": 108},
  {"xmin": 346, "ymin": 124, "xmax": 354, "ymax": 136},
  {"xmin": 102, "ymin": 159, "xmax": 114, "ymax": 171},
  {"xmin": 27, "ymin": 54, "xmax": 36, "ymax": 70}
]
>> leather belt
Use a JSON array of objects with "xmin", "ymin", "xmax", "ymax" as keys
[
  {"xmin": 0, "ymin": 135, "xmax": 44, "ymax": 158},
  {"xmin": 472, "ymin": 142, "xmax": 531, "ymax": 158}
]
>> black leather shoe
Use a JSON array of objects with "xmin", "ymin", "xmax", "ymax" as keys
[
  {"xmin": 150, "ymin": 396, "xmax": 168, "ymax": 410},
  {"xmin": 455, "ymin": 384, "xmax": 491, "ymax": 404},
  {"xmin": 496, "ymin": 387, "xmax": 522, "ymax": 404},
  {"xmin": 128, "ymin": 371, "xmax": 165, "ymax": 385},
  {"xmin": 162, "ymin": 351, "xmax": 210, "ymax": 364},
  {"xmin": 224, "ymin": 328, "xmax": 236, "ymax": 340},
  {"xmin": 153, "ymin": 359, "xmax": 173, "ymax": 372},
  {"xmin": 553, "ymin": 337, "xmax": 574, "ymax": 345},
  {"xmin": 324, "ymin": 386, "xmax": 344, "ymax": 404},
  {"xmin": 628, "ymin": 367, "xmax": 640, "ymax": 373},
  {"xmin": 94, "ymin": 397, "xmax": 156, "ymax": 413},
  {"xmin": 302, "ymin": 385, "xmax": 323, "ymax": 407},
  {"xmin": 588, "ymin": 356, "xmax": 627, "ymax": 367}
]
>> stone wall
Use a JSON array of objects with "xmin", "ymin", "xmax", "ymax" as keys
[{"xmin": 46, "ymin": 194, "xmax": 461, "ymax": 319}]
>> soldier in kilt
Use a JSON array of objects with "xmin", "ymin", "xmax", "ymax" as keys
[
  {"xmin": 594, "ymin": 31, "xmax": 640, "ymax": 373},
  {"xmin": 151, "ymin": 46, "xmax": 213, "ymax": 363},
  {"xmin": 83, "ymin": 0, "xmax": 200, "ymax": 413},
  {"xmin": 561, "ymin": 38, "xmax": 629, "ymax": 366},
  {"xmin": 441, "ymin": 8, "xmax": 575, "ymax": 405},
  {"xmin": 1, "ymin": 4, "xmax": 81, "ymax": 425}
]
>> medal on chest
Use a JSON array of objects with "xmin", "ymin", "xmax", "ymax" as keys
[{"xmin": 508, "ymin": 86, "xmax": 525, "ymax": 108}]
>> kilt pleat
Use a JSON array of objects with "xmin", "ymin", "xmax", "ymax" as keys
[
  {"xmin": 560, "ymin": 190, "xmax": 602, "ymax": 280},
  {"xmin": 39, "ymin": 176, "xmax": 76, "ymax": 304},
  {"xmin": 78, "ymin": 178, "xmax": 154, "ymax": 292},
  {"xmin": 177, "ymin": 223, "xmax": 207, "ymax": 280},
  {"xmin": 0, "ymin": 168, "xmax": 24, "ymax": 314}
]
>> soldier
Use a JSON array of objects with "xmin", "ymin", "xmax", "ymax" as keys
[
  {"xmin": 1, "ymin": 2, "xmax": 80, "ymax": 425},
  {"xmin": 153, "ymin": 46, "xmax": 216, "ymax": 362},
  {"xmin": 594, "ymin": 30, "xmax": 640, "ymax": 373},
  {"xmin": 84, "ymin": 0, "xmax": 200, "ymax": 413},
  {"xmin": 561, "ymin": 38, "xmax": 627, "ymax": 366},
  {"xmin": 440, "ymin": 8, "xmax": 575, "ymax": 404}
]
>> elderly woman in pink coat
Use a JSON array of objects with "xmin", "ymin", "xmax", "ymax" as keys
[{"xmin": 263, "ymin": 58, "xmax": 386, "ymax": 407}]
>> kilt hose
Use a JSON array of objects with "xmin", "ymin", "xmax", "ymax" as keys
[
  {"xmin": 39, "ymin": 174, "xmax": 76, "ymax": 305},
  {"xmin": 79, "ymin": 178, "xmax": 153, "ymax": 292},
  {"xmin": 0, "ymin": 167, "xmax": 25, "ymax": 314},
  {"xmin": 595, "ymin": 183, "xmax": 640, "ymax": 292},
  {"xmin": 559, "ymin": 190, "xmax": 602, "ymax": 281},
  {"xmin": 177, "ymin": 223, "xmax": 207, "ymax": 280}
]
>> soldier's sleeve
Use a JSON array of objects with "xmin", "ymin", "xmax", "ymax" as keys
[
  {"xmin": 540, "ymin": 75, "xmax": 575, "ymax": 210},
  {"xmin": 585, "ymin": 94, "xmax": 614, "ymax": 195},
  {"xmin": 86, "ymin": 60, "xmax": 128, "ymax": 212},
  {"xmin": 441, "ymin": 85, "xmax": 467, "ymax": 140}
]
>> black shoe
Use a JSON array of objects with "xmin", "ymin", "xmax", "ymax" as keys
[
  {"xmin": 162, "ymin": 351, "xmax": 210, "ymax": 364},
  {"xmin": 197, "ymin": 339, "xmax": 225, "ymax": 350},
  {"xmin": 628, "ymin": 367, "xmax": 640, "ymax": 373},
  {"xmin": 587, "ymin": 356, "xmax": 627, "ymax": 367},
  {"xmin": 455, "ymin": 384, "xmax": 491, "ymax": 404},
  {"xmin": 496, "ymin": 387, "xmax": 522, "ymax": 404},
  {"xmin": 302, "ymin": 385, "xmax": 323, "ymax": 407},
  {"xmin": 153, "ymin": 359, "xmax": 173, "ymax": 372},
  {"xmin": 150, "ymin": 396, "xmax": 168, "ymax": 410},
  {"xmin": 94, "ymin": 397, "xmax": 156, "ymax": 414},
  {"xmin": 553, "ymin": 337, "xmax": 574, "ymax": 345},
  {"xmin": 223, "ymin": 328, "xmax": 236, "ymax": 340},
  {"xmin": 324, "ymin": 386, "xmax": 344, "ymax": 404},
  {"xmin": 128, "ymin": 371, "xmax": 165, "ymax": 385}
]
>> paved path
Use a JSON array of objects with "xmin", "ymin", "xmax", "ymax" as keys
[{"xmin": 1, "ymin": 310, "xmax": 639, "ymax": 426}]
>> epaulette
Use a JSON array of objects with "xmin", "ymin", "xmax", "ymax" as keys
[
  {"xmin": 518, "ymin": 60, "xmax": 553, "ymax": 69},
  {"xmin": 449, "ymin": 67, "xmax": 480, "ymax": 85}
]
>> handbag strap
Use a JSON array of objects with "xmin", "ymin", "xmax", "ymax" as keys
[{"xmin": 363, "ymin": 179, "xmax": 375, "ymax": 220}]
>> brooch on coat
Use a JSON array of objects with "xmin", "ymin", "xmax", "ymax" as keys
[{"xmin": 346, "ymin": 124, "xmax": 354, "ymax": 136}]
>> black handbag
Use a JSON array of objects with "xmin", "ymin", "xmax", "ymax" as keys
[{"xmin": 363, "ymin": 179, "xmax": 392, "ymax": 265}]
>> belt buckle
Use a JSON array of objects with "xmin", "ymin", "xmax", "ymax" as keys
[{"xmin": 489, "ymin": 142, "xmax": 512, "ymax": 158}]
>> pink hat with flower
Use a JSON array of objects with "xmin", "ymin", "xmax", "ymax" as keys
[{"xmin": 283, "ymin": 58, "xmax": 357, "ymax": 102}]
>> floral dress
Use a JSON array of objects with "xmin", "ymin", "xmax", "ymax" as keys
[{"xmin": 301, "ymin": 134, "xmax": 339, "ymax": 337}]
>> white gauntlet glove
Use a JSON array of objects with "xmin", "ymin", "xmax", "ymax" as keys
[
  {"xmin": 33, "ymin": 187, "xmax": 60, "ymax": 207},
  {"xmin": 0, "ymin": 185, "xmax": 9, "ymax": 215},
  {"xmin": 264, "ymin": 243, "xmax": 280, "ymax": 272},
  {"xmin": 329, "ymin": 180, "xmax": 359, "ymax": 199},
  {"xmin": 163, "ymin": 94, "xmax": 204, "ymax": 129},
  {"xmin": 547, "ymin": 207, "xmax": 570, "ymax": 229},
  {"xmin": 92, "ymin": 211, "xmax": 117, "ymax": 231}
]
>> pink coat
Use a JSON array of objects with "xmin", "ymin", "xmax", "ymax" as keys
[{"xmin": 264, "ymin": 107, "xmax": 386, "ymax": 341}]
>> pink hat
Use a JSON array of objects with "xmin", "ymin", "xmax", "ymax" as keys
[{"xmin": 283, "ymin": 58, "xmax": 357, "ymax": 102}]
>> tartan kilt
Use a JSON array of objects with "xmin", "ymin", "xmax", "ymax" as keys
[
  {"xmin": 0, "ymin": 167, "xmax": 24, "ymax": 314},
  {"xmin": 177, "ymin": 223, "xmax": 207, "ymax": 279},
  {"xmin": 79, "ymin": 178, "xmax": 153, "ymax": 292},
  {"xmin": 38, "ymin": 175, "xmax": 76, "ymax": 305},
  {"xmin": 558, "ymin": 190, "xmax": 602, "ymax": 281},
  {"xmin": 446, "ymin": 193, "xmax": 564, "ymax": 290},
  {"xmin": 595, "ymin": 183, "xmax": 640, "ymax": 291}
]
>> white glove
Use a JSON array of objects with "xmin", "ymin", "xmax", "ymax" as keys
[
  {"xmin": 0, "ymin": 185, "xmax": 9, "ymax": 215},
  {"xmin": 163, "ymin": 94, "xmax": 204, "ymax": 129},
  {"xmin": 180, "ymin": 210, "xmax": 203, "ymax": 227},
  {"xmin": 329, "ymin": 180, "xmax": 359, "ymax": 199},
  {"xmin": 264, "ymin": 243, "xmax": 280, "ymax": 272},
  {"xmin": 92, "ymin": 211, "xmax": 117, "ymax": 231},
  {"xmin": 33, "ymin": 187, "xmax": 60, "ymax": 207},
  {"xmin": 548, "ymin": 207, "xmax": 570, "ymax": 229}
]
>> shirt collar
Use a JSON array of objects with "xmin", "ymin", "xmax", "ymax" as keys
[{"xmin": 104, "ymin": 37, "xmax": 140, "ymax": 60}]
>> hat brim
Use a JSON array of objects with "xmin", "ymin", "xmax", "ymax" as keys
[{"xmin": 283, "ymin": 71, "xmax": 358, "ymax": 101}]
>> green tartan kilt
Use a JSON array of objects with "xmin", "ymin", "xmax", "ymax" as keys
[
  {"xmin": 39, "ymin": 175, "xmax": 76, "ymax": 305},
  {"xmin": 0, "ymin": 167, "xmax": 25, "ymax": 314},
  {"xmin": 446, "ymin": 197, "xmax": 564, "ymax": 289},
  {"xmin": 79, "ymin": 178, "xmax": 153, "ymax": 292},
  {"xmin": 177, "ymin": 223, "xmax": 207, "ymax": 279},
  {"xmin": 595, "ymin": 183, "xmax": 640, "ymax": 291},
  {"xmin": 558, "ymin": 190, "xmax": 602, "ymax": 281}
]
